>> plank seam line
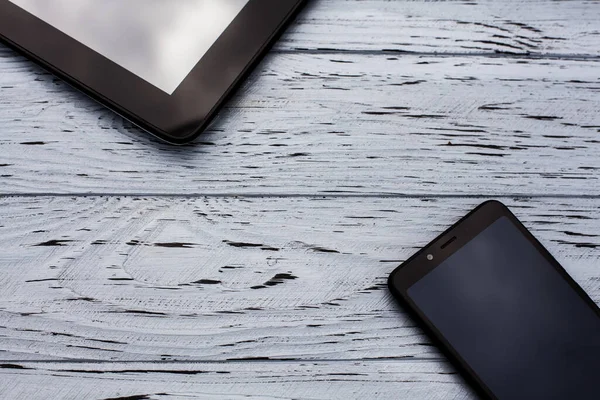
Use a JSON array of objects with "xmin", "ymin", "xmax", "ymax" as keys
[
  {"xmin": 273, "ymin": 49, "xmax": 600, "ymax": 60},
  {"xmin": 1, "ymin": 194, "xmax": 600, "ymax": 199},
  {"xmin": 0, "ymin": 357, "xmax": 447, "ymax": 364},
  {"xmin": 2, "ymin": 47, "xmax": 599, "ymax": 61}
]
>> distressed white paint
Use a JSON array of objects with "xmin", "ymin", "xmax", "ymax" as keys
[
  {"xmin": 1, "ymin": 197, "xmax": 598, "ymax": 362},
  {"xmin": 0, "ymin": 0, "xmax": 599, "ymax": 398},
  {"xmin": 0, "ymin": 54, "xmax": 598, "ymax": 195},
  {"xmin": 278, "ymin": 0, "xmax": 600, "ymax": 55},
  {"xmin": 0, "ymin": 360, "xmax": 477, "ymax": 400}
]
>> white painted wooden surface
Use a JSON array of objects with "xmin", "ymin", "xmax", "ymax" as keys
[
  {"xmin": 0, "ymin": 360, "xmax": 477, "ymax": 400},
  {"xmin": 0, "ymin": 1, "xmax": 599, "ymax": 399},
  {"xmin": 1, "ymin": 54, "xmax": 599, "ymax": 195},
  {"xmin": 1, "ymin": 197, "xmax": 599, "ymax": 364}
]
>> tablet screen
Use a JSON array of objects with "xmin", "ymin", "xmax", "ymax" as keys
[{"xmin": 9, "ymin": 0, "xmax": 250, "ymax": 94}]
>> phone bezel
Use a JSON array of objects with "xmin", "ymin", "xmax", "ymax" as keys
[
  {"xmin": 388, "ymin": 200, "xmax": 600, "ymax": 400},
  {"xmin": 0, "ymin": 0, "xmax": 306, "ymax": 143}
]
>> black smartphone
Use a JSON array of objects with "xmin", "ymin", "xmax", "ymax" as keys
[{"xmin": 388, "ymin": 200, "xmax": 600, "ymax": 400}]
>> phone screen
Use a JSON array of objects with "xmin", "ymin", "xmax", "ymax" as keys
[{"xmin": 407, "ymin": 216, "xmax": 600, "ymax": 399}]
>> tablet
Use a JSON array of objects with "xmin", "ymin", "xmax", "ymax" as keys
[{"xmin": 0, "ymin": 0, "xmax": 305, "ymax": 143}]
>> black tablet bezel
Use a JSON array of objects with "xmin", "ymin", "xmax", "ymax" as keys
[
  {"xmin": 0, "ymin": 0, "xmax": 305, "ymax": 143},
  {"xmin": 388, "ymin": 200, "xmax": 600, "ymax": 400}
]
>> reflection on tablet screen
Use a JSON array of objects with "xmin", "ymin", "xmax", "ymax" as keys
[{"xmin": 10, "ymin": 0, "xmax": 250, "ymax": 94}]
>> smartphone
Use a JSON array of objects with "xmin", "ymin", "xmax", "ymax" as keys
[{"xmin": 388, "ymin": 200, "xmax": 600, "ymax": 400}]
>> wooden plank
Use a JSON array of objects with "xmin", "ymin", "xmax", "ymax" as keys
[
  {"xmin": 0, "ymin": 54, "xmax": 599, "ymax": 195},
  {"xmin": 0, "ymin": 360, "xmax": 476, "ymax": 400},
  {"xmin": 1, "ymin": 196, "xmax": 598, "ymax": 362},
  {"xmin": 1, "ymin": 1, "xmax": 599, "ymax": 58},
  {"xmin": 280, "ymin": 0, "xmax": 600, "ymax": 55}
]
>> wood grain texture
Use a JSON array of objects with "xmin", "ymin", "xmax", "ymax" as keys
[
  {"xmin": 279, "ymin": 0, "xmax": 600, "ymax": 55},
  {"xmin": 0, "ymin": 54, "xmax": 599, "ymax": 195},
  {"xmin": 1, "ymin": 197, "xmax": 598, "ymax": 362},
  {"xmin": 0, "ymin": 360, "xmax": 476, "ymax": 400}
]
